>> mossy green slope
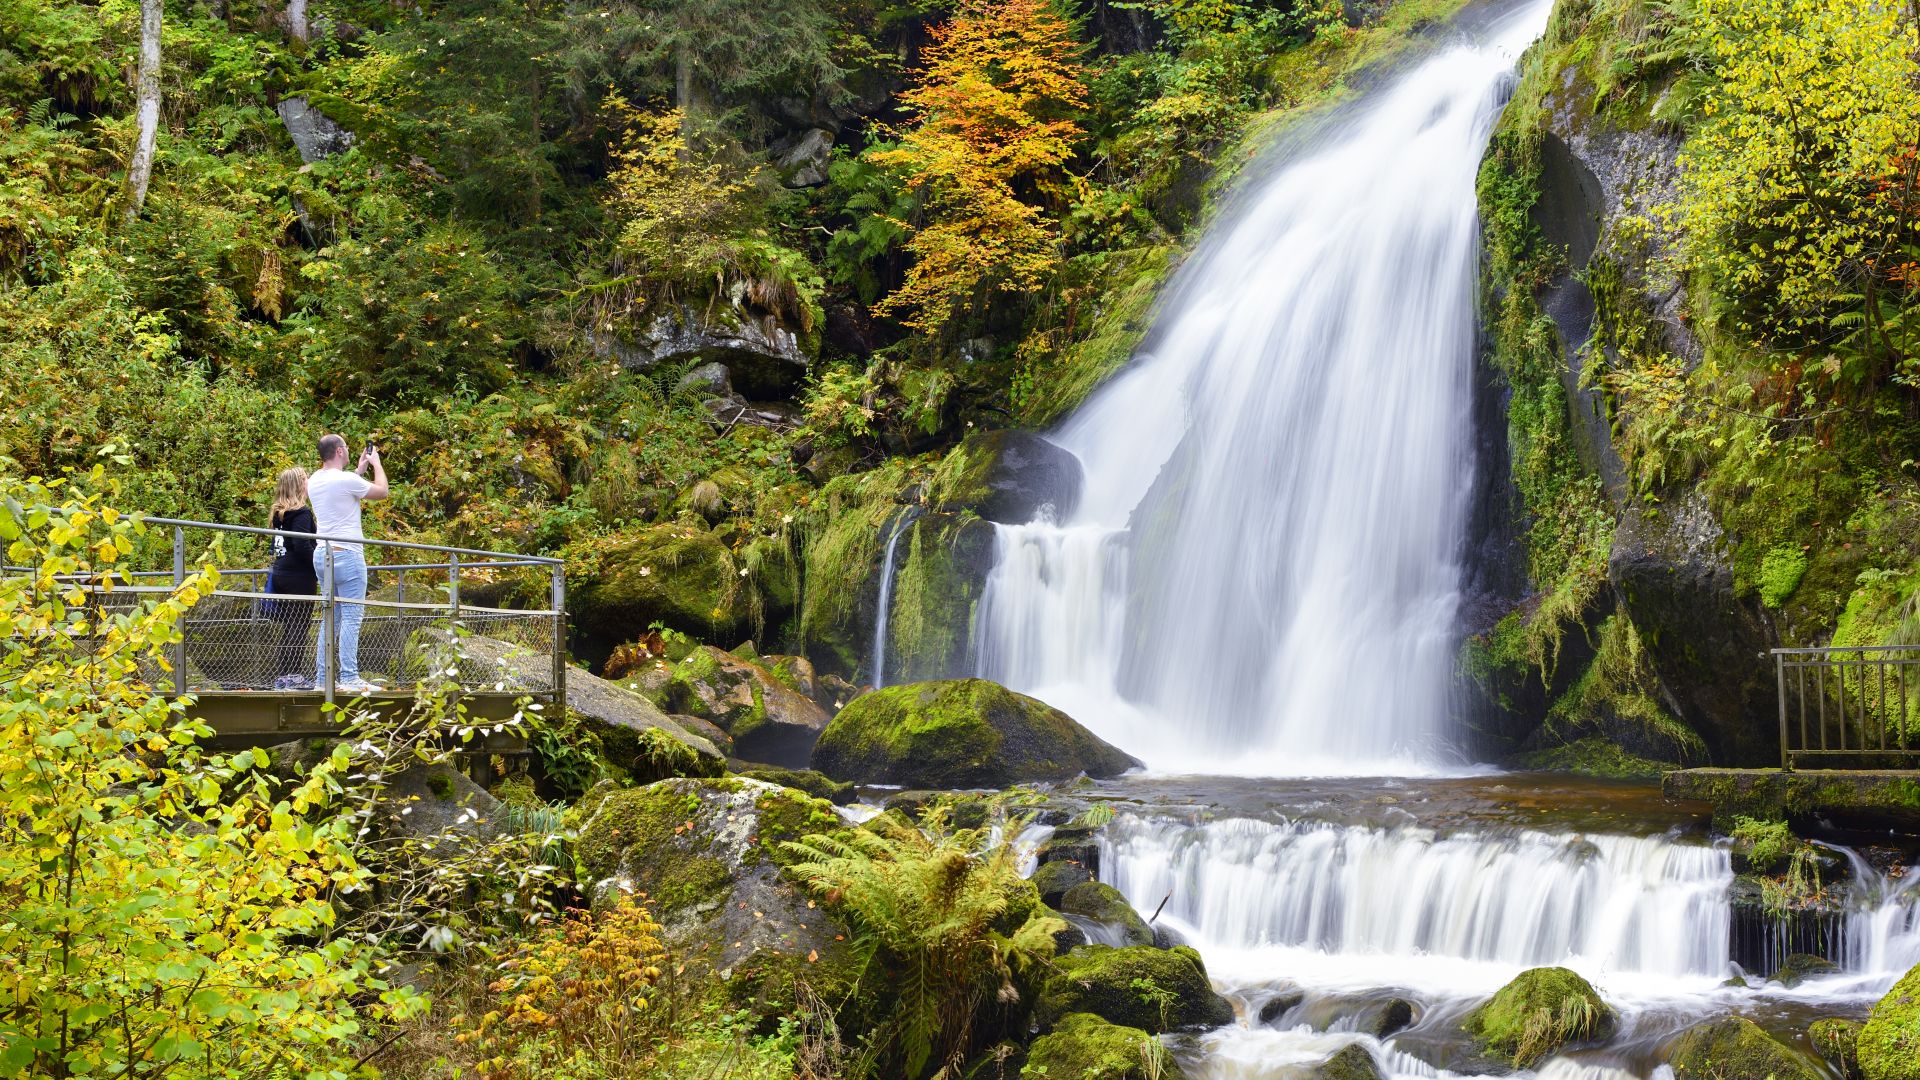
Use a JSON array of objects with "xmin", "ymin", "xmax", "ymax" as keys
[
  {"xmin": 810, "ymin": 679, "xmax": 1138, "ymax": 788},
  {"xmin": 1860, "ymin": 962, "xmax": 1920, "ymax": 1080}
]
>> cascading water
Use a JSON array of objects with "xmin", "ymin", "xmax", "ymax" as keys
[
  {"xmin": 869, "ymin": 509, "xmax": 919, "ymax": 688},
  {"xmin": 975, "ymin": 1, "xmax": 1554, "ymax": 776}
]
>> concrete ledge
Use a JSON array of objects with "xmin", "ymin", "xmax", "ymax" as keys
[{"xmin": 1663, "ymin": 768, "xmax": 1920, "ymax": 831}]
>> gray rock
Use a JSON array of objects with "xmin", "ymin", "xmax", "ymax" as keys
[
  {"xmin": 676, "ymin": 360, "xmax": 733, "ymax": 398},
  {"xmin": 594, "ymin": 299, "xmax": 809, "ymax": 398},
  {"xmin": 276, "ymin": 96, "xmax": 355, "ymax": 163},
  {"xmin": 377, "ymin": 762, "xmax": 501, "ymax": 841},
  {"xmin": 773, "ymin": 127, "xmax": 834, "ymax": 188},
  {"xmin": 639, "ymin": 645, "xmax": 833, "ymax": 768}
]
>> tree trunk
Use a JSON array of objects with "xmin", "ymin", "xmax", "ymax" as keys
[
  {"xmin": 674, "ymin": 40, "xmax": 695, "ymax": 144},
  {"xmin": 288, "ymin": 0, "xmax": 309, "ymax": 42},
  {"xmin": 123, "ymin": 0, "xmax": 161, "ymax": 223}
]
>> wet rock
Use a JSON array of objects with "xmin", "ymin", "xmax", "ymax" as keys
[
  {"xmin": 773, "ymin": 127, "xmax": 834, "ymax": 188},
  {"xmin": 578, "ymin": 776, "xmax": 866, "ymax": 1027},
  {"xmin": 1667, "ymin": 1016, "xmax": 1820, "ymax": 1080},
  {"xmin": 731, "ymin": 764, "xmax": 854, "ymax": 805},
  {"xmin": 1357, "ymin": 997, "xmax": 1416, "ymax": 1039},
  {"xmin": 1034, "ymin": 944, "xmax": 1235, "ymax": 1034},
  {"xmin": 1809, "ymin": 1017, "xmax": 1863, "ymax": 1080},
  {"xmin": 1058, "ymin": 880, "xmax": 1155, "ymax": 948},
  {"xmin": 595, "ymin": 302, "xmax": 809, "ymax": 399},
  {"xmin": 1465, "ymin": 966, "xmax": 1615, "ymax": 1068},
  {"xmin": 1860, "ymin": 962, "xmax": 1920, "ymax": 1080},
  {"xmin": 1036, "ymin": 825, "xmax": 1102, "ymax": 875},
  {"xmin": 1023, "ymin": 1013, "xmax": 1186, "ymax": 1080},
  {"xmin": 926, "ymin": 429, "xmax": 1084, "ymax": 525},
  {"xmin": 1311, "ymin": 1043, "xmax": 1385, "ymax": 1080},
  {"xmin": 377, "ymin": 762, "xmax": 501, "ymax": 840},
  {"xmin": 1773, "ymin": 953, "xmax": 1842, "ymax": 988},
  {"xmin": 1030, "ymin": 859, "xmax": 1093, "ymax": 907},
  {"xmin": 811, "ymin": 679, "xmax": 1139, "ymax": 788},
  {"xmin": 276, "ymin": 96, "xmax": 355, "ymax": 162},
  {"xmin": 1257, "ymin": 989, "xmax": 1306, "ymax": 1025}
]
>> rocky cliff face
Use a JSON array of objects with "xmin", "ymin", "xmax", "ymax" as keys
[{"xmin": 1466, "ymin": 0, "xmax": 1788, "ymax": 767}]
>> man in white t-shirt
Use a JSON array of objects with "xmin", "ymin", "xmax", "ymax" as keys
[{"xmin": 309, "ymin": 433, "xmax": 389, "ymax": 694}]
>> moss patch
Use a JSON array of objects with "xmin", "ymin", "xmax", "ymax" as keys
[
  {"xmin": 565, "ymin": 522, "xmax": 753, "ymax": 642},
  {"xmin": 1809, "ymin": 1017, "xmax": 1862, "ymax": 1080},
  {"xmin": 1465, "ymin": 966, "xmax": 1616, "ymax": 1068},
  {"xmin": 576, "ymin": 784, "xmax": 736, "ymax": 920},
  {"xmin": 1510, "ymin": 736, "xmax": 1670, "ymax": 779},
  {"xmin": 884, "ymin": 514, "xmax": 992, "ymax": 683},
  {"xmin": 1058, "ymin": 881, "xmax": 1154, "ymax": 947},
  {"xmin": 1021, "ymin": 1013, "xmax": 1182, "ymax": 1080},
  {"xmin": 797, "ymin": 456, "xmax": 927, "ymax": 674},
  {"xmin": 1034, "ymin": 945, "xmax": 1233, "ymax": 1035},
  {"xmin": 810, "ymin": 679, "xmax": 1136, "ymax": 788},
  {"xmin": 1668, "ymin": 1017, "xmax": 1820, "ymax": 1080},
  {"xmin": 1860, "ymin": 962, "xmax": 1920, "ymax": 1080}
]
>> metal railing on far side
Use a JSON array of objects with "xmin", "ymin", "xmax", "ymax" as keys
[
  {"xmin": 1773, "ymin": 646, "xmax": 1920, "ymax": 768},
  {"xmin": 41, "ymin": 516, "xmax": 568, "ymax": 710}
]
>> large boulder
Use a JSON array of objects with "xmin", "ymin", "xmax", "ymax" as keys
[
  {"xmin": 1860, "ymin": 962, "xmax": 1920, "ymax": 1080},
  {"xmin": 1058, "ymin": 880, "xmax": 1155, "ymax": 948},
  {"xmin": 626, "ymin": 645, "xmax": 833, "ymax": 767},
  {"xmin": 595, "ymin": 300, "xmax": 810, "ymax": 399},
  {"xmin": 576, "ymin": 777, "xmax": 865, "ymax": 1026},
  {"xmin": 773, "ymin": 127, "xmax": 834, "ymax": 188},
  {"xmin": 1034, "ymin": 944, "xmax": 1234, "ymax": 1034},
  {"xmin": 1667, "ymin": 1017, "xmax": 1821, "ymax": 1080},
  {"xmin": 566, "ymin": 522, "xmax": 791, "ymax": 644},
  {"xmin": 811, "ymin": 679, "xmax": 1139, "ymax": 788},
  {"xmin": 1465, "ymin": 966, "xmax": 1616, "ymax": 1068},
  {"xmin": 926, "ymin": 429, "xmax": 1084, "ymax": 525},
  {"xmin": 276, "ymin": 96, "xmax": 355, "ymax": 162},
  {"xmin": 1022, "ymin": 1013, "xmax": 1185, "ymax": 1080}
]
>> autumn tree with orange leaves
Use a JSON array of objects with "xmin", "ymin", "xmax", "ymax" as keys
[{"xmin": 873, "ymin": 0, "xmax": 1088, "ymax": 334}]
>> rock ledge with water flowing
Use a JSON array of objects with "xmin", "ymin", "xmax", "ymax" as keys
[{"xmin": 810, "ymin": 678, "xmax": 1138, "ymax": 788}]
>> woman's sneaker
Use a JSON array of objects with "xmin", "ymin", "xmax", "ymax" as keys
[
  {"xmin": 271, "ymin": 674, "xmax": 305, "ymax": 690},
  {"xmin": 335, "ymin": 677, "xmax": 381, "ymax": 694}
]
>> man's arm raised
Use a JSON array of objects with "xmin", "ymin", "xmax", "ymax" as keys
[{"xmin": 364, "ymin": 447, "xmax": 390, "ymax": 501}]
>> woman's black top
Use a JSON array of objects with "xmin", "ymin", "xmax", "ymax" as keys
[{"xmin": 269, "ymin": 507, "xmax": 320, "ymax": 594}]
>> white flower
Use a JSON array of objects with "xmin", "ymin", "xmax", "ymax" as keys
[
  {"xmin": 639, "ymin": 566, "xmax": 652, "ymax": 577},
  {"xmin": 437, "ymin": 37, "xmax": 446, "ymax": 45},
  {"xmin": 739, "ymin": 567, "xmax": 750, "ymax": 577},
  {"xmin": 781, "ymin": 514, "xmax": 793, "ymax": 524}
]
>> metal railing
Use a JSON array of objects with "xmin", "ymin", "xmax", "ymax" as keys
[
  {"xmin": 21, "ymin": 516, "xmax": 567, "ymax": 709},
  {"xmin": 1774, "ymin": 646, "xmax": 1920, "ymax": 768}
]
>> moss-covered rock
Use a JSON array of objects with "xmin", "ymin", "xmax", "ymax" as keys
[
  {"xmin": 566, "ymin": 522, "xmax": 766, "ymax": 642},
  {"xmin": 1773, "ymin": 953, "xmax": 1841, "ymax": 988},
  {"xmin": 576, "ymin": 777, "xmax": 862, "ymax": 1028},
  {"xmin": 1465, "ymin": 966, "xmax": 1616, "ymax": 1068},
  {"xmin": 1021, "ymin": 1013, "xmax": 1184, "ymax": 1080},
  {"xmin": 1667, "ymin": 1017, "xmax": 1820, "ymax": 1080},
  {"xmin": 880, "ymin": 510, "xmax": 997, "ymax": 683},
  {"xmin": 732, "ymin": 764, "xmax": 855, "ymax": 804},
  {"xmin": 1035, "ymin": 944, "xmax": 1234, "ymax": 1034},
  {"xmin": 1311, "ymin": 1043, "xmax": 1384, "ymax": 1080},
  {"xmin": 636, "ymin": 645, "xmax": 832, "ymax": 767},
  {"xmin": 1030, "ymin": 859, "xmax": 1093, "ymax": 907},
  {"xmin": 798, "ymin": 458, "xmax": 926, "ymax": 676},
  {"xmin": 1058, "ymin": 880, "xmax": 1155, "ymax": 947},
  {"xmin": 812, "ymin": 679, "xmax": 1139, "ymax": 788},
  {"xmin": 1860, "ymin": 962, "xmax": 1920, "ymax": 1080},
  {"xmin": 1809, "ymin": 1017, "xmax": 1863, "ymax": 1080}
]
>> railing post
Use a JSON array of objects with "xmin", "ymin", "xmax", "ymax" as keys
[
  {"xmin": 449, "ymin": 552, "xmax": 461, "ymax": 622},
  {"xmin": 322, "ymin": 540, "xmax": 337, "ymax": 706},
  {"xmin": 1776, "ymin": 650, "xmax": 1789, "ymax": 771},
  {"xmin": 551, "ymin": 563, "xmax": 567, "ymax": 711},
  {"xmin": 171, "ymin": 526, "xmax": 186, "ymax": 696}
]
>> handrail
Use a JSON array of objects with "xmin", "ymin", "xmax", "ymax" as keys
[
  {"xmin": 138, "ymin": 515, "xmax": 564, "ymax": 565},
  {"xmin": 1770, "ymin": 645, "xmax": 1920, "ymax": 768}
]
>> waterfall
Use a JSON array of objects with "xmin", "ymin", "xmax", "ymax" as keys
[
  {"xmin": 1098, "ymin": 814, "xmax": 1734, "ymax": 996},
  {"xmin": 973, "ymin": 2, "xmax": 1552, "ymax": 775},
  {"xmin": 869, "ymin": 510, "xmax": 918, "ymax": 689}
]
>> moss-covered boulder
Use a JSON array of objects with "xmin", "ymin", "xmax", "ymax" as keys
[
  {"xmin": 1035, "ymin": 945, "xmax": 1234, "ymax": 1034},
  {"xmin": 1465, "ymin": 967, "xmax": 1616, "ymax": 1068},
  {"xmin": 576, "ymin": 777, "xmax": 862, "ymax": 1027},
  {"xmin": 812, "ymin": 679, "xmax": 1138, "ymax": 788},
  {"xmin": 926, "ymin": 429, "xmax": 1084, "ymax": 525},
  {"xmin": 1311, "ymin": 1043, "xmax": 1384, "ymax": 1080},
  {"xmin": 1030, "ymin": 859, "xmax": 1093, "ymax": 907},
  {"xmin": 1773, "ymin": 953, "xmax": 1841, "ymax": 988},
  {"xmin": 732, "ymin": 765, "xmax": 855, "ymax": 804},
  {"xmin": 1809, "ymin": 1017, "xmax": 1862, "ymax": 1080},
  {"xmin": 1860, "ymin": 962, "xmax": 1920, "ymax": 1080},
  {"xmin": 1058, "ymin": 881, "xmax": 1155, "ymax": 947},
  {"xmin": 566, "ymin": 522, "xmax": 778, "ymax": 643},
  {"xmin": 879, "ymin": 511, "xmax": 997, "ymax": 683},
  {"xmin": 630, "ymin": 645, "xmax": 833, "ymax": 767},
  {"xmin": 1667, "ymin": 1017, "xmax": 1820, "ymax": 1080},
  {"xmin": 1021, "ymin": 1013, "xmax": 1184, "ymax": 1080}
]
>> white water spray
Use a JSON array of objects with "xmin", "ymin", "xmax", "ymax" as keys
[
  {"xmin": 869, "ymin": 510, "xmax": 918, "ymax": 688},
  {"xmin": 975, "ymin": 4, "xmax": 1550, "ymax": 775}
]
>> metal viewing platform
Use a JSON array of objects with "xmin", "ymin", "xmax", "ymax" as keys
[{"xmin": 37, "ymin": 517, "xmax": 566, "ymax": 753}]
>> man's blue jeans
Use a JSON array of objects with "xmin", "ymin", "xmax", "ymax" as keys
[{"xmin": 313, "ymin": 546, "xmax": 368, "ymax": 685}]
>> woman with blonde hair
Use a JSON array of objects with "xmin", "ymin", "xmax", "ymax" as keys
[{"xmin": 264, "ymin": 467, "xmax": 319, "ymax": 689}]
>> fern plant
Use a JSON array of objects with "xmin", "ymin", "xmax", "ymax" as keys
[{"xmin": 782, "ymin": 809, "xmax": 1066, "ymax": 1078}]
